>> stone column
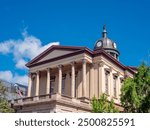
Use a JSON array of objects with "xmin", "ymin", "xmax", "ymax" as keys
[
  {"xmin": 82, "ymin": 59, "xmax": 86, "ymax": 97},
  {"xmin": 98, "ymin": 61, "xmax": 104, "ymax": 96},
  {"xmin": 71, "ymin": 62, "xmax": 75, "ymax": 98},
  {"xmin": 46, "ymin": 68, "xmax": 51, "ymax": 95},
  {"xmin": 35, "ymin": 71, "xmax": 40, "ymax": 96},
  {"xmin": 27, "ymin": 73, "xmax": 32, "ymax": 97},
  {"xmin": 117, "ymin": 72, "xmax": 120, "ymax": 99},
  {"xmin": 109, "ymin": 68, "xmax": 113, "ymax": 97},
  {"xmin": 89, "ymin": 63, "xmax": 94, "ymax": 98},
  {"xmin": 58, "ymin": 65, "xmax": 62, "ymax": 94}
]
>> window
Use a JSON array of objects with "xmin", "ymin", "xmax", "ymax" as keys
[
  {"xmin": 50, "ymin": 76, "xmax": 55, "ymax": 94},
  {"xmin": 105, "ymin": 71, "xmax": 109, "ymax": 94},
  {"xmin": 113, "ymin": 76, "xmax": 117, "ymax": 97},
  {"xmin": 62, "ymin": 75, "xmax": 66, "ymax": 95}
]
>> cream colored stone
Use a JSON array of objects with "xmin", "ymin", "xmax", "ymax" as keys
[
  {"xmin": 14, "ymin": 46, "xmax": 135, "ymax": 113},
  {"xmin": 27, "ymin": 73, "xmax": 32, "ymax": 97},
  {"xmin": 35, "ymin": 71, "xmax": 40, "ymax": 96}
]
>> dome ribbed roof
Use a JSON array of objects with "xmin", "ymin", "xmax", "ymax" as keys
[{"xmin": 94, "ymin": 25, "xmax": 120, "ymax": 59}]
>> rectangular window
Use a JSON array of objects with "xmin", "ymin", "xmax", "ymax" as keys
[
  {"xmin": 105, "ymin": 71, "xmax": 109, "ymax": 94},
  {"xmin": 50, "ymin": 76, "xmax": 55, "ymax": 94},
  {"xmin": 113, "ymin": 76, "xmax": 117, "ymax": 97}
]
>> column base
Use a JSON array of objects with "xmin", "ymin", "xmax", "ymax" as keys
[
  {"xmin": 72, "ymin": 98, "xmax": 80, "ymax": 104},
  {"xmin": 78, "ymin": 97, "xmax": 90, "ymax": 104},
  {"xmin": 51, "ymin": 93, "xmax": 61, "ymax": 100},
  {"xmin": 45, "ymin": 94, "xmax": 51, "ymax": 99},
  {"xmin": 33, "ymin": 96, "xmax": 39, "ymax": 101},
  {"xmin": 18, "ymin": 98, "xmax": 23, "ymax": 103}
]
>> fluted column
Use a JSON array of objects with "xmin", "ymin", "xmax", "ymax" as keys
[
  {"xmin": 27, "ymin": 73, "xmax": 32, "ymax": 97},
  {"xmin": 35, "ymin": 71, "xmax": 40, "ymax": 96},
  {"xmin": 98, "ymin": 61, "xmax": 104, "ymax": 96},
  {"xmin": 71, "ymin": 62, "xmax": 75, "ymax": 98},
  {"xmin": 46, "ymin": 68, "xmax": 51, "ymax": 95},
  {"xmin": 82, "ymin": 59, "xmax": 86, "ymax": 97},
  {"xmin": 58, "ymin": 65, "xmax": 62, "ymax": 94},
  {"xmin": 89, "ymin": 63, "xmax": 94, "ymax": 98},
  {"xmin": 109, "ymin": 68, "xmax": 113, "ymax": 97},
  {"xmin": 116, "ymin": 72, "xmax": 120, "ymax": 99}
]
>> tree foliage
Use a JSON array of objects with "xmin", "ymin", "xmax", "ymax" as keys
[
  {"xmin": 92, "ymin": 93, "xmax": 119, "ymax": 113},
  {"xmin": 120, "ymin": 63, "xmax": 150, "ymax": 112},
  {"xmin": 0, "ymin": 81, "xmax": 14, "ymax": 113}
]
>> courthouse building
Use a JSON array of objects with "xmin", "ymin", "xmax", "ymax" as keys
[{"xmin": 13, "ymin": 26, "xmax": 136, "ymax": 112}]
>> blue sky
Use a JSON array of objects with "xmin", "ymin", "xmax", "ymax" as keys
[{"xmin": 0, "ymin": 0, "xmax": 150, "ymax": 85}]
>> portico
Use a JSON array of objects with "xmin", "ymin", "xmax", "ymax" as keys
[{"xmin": 27, "ymin": 58, "xmax": 92, "ymax": 100}]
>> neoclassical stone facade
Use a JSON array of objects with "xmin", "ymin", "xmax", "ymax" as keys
[{"xmin": 13, "ymin": 26, "xmax": 136, "ymax": 113}]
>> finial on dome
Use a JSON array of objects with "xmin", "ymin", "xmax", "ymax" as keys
[
  {"xmin": 103, "ymin": 24, "xmax": 106, "ymax": 31},
  {"xmin": 102, "ymin": 24, "xmax": 107, "ymax": 38}
]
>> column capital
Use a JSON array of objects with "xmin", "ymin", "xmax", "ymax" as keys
[
  {"xmin": 36, "ymin": 70, "xmax": 40, "ymax": 74},
  {"xmin": 109, "ymin": 66, "xmax": 113, "ymax": 72},
  {"xmin": 98, "ymin": 61, "xmax": 104, "ymax": 67},
  {"xmin": 90, "ymin": 63, "xmax": 95, "ymax": 68},
  {"xmin": 113, "ymin": 72, "xmax": 119, "ymax": 78},
  {"xmin": 117, "ymin": 71, "xmax": 120, "ymax": 76},
  {"xmin": 70, "ymin": 61, "xmax": 75, "ymax": 66},
  {"xmin": 82, "ymin": 59, "xmax": 87, "ymax": 64},
  {"xmin": 57, "ymin": 65, "xmax": 62, "ymax": 69},
  {"xmin": 28, "ymin": 72, "xmax": 32, "ymax": 77},
  {"xmin": 46, "ymin": 68, "xmax": 51, "ymax": 71}
]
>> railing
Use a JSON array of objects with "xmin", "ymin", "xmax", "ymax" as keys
[
  {"xmin": 13, "ymin": 94, "xmax": 51, "ymax": 103},
  {"xmin": 13, "ymin": 93, "xmax": 91, "ymax": 105}
]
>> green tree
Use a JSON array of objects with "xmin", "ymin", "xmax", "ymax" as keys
[
  {"xmin": 91, "ymin": 93, "xmax": 119, "ymax": 113},
  {"xmin": 0, "ymin": 81, "xmax": 14, "ymax": 113},
  {"xmin": 120, "ymin": 63, "xmax": 150, "ymax": 112}
]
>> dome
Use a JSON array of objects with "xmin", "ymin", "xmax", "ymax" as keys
[{"xmin": 94, "ymin": 25, "xmax": 120, "ymax": 60}]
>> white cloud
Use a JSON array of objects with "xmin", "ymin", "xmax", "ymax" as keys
[
  {"xmin": 0, "ymin": 29, "xmax": 60, "ymax": 85},
  {"xmin": 0, "ymin": 71, "xmax": 13, "ymax": 81},
  {"xmin": 15, "ymin": 59, "xmax": 27, "ymax": 69},
  {"xmin": 0, "ymin": 71, "xmax": 28, "ymax": 85},
  {"xmin": 12, "ymin": 74, "xmax": 28, "ymax": 86},
  {"xmin": 0, "ymin": 30, "xmax": 60, "ymax": 69},
  {"xmin": 0, "ymin": 40, "xmax": 15, "ymax": 54}
]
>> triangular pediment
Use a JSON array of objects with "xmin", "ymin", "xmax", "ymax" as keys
[
  {"xmin": 26, "ymin": 45, "xmax": 85, "ymax": 67},
  {"xmin": 38, "ymin": 49, "xmax": 75, "ymax": 62}
]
